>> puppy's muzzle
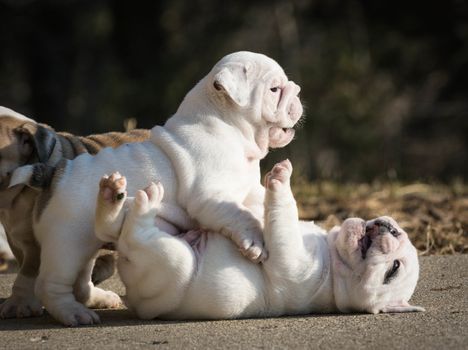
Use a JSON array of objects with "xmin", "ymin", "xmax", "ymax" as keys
[
  {"xmin": 366, "ymin": 219, "xmax": 400, "ymax": 238},
  {"xmin": 275, "ymin": 81, "xmax": 302, "ymax": 126},
  {"xmin": 359, "ymin": 219, "xmax": 400, "ymax": 259}
]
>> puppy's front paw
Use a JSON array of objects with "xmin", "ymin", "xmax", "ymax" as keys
[
  {"xmin": 265, "ymin": 159, "xmax": 293, "ymax": 192},
  {"xmin": 0, "ymin": 295, "xmax": 43, "ymax": 319},
  {"xmin": 226, "ymin": 226, "xmax": 267, "ymax": 263},
  {"xmin": 50, "ymin": 302, "xmax": 101, "ymax": 327},
  {"xmin": 239, "ymin": 236, "xmax": 268, "ymax": 263},
  {"xmin": 99, "ymin": 172, "xmax": 127, "ymax": 204}
]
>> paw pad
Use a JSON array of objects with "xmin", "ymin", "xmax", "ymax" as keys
[
  {"xmin": 99, "ymin": 172, "xmax": 127, "ymax": 203},
  {"xmin": 265, "ymin": 159, "xmax": 293, "ymax": 191}
]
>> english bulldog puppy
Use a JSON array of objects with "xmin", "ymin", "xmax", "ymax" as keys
[
  {"xmin": 0, "ymin": 106, "xmax": 149, "ymax": 318},
  {"xmin": 10, "ymin": 51, "xmax": 303, "ymax": 326},
  {"xmin": 95, "ymin": 160, "xmax": 423, "ymax": 319}
]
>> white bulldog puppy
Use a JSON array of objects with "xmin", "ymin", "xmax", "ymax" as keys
[
  {"xmin": 11, "ymin": 52, "xmax": 302, "ymax": 326},
  {"xmin": 95, "ymin": 160, "xmax": 424, "ymax": 319}
]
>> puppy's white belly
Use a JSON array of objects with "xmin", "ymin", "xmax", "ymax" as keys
[
  {"xmin": 173, "ymin": 234, "xmax": 266, "ymax": 319},
  {"xmin": 126, "ymin": 233, "xmax": 267, "ymax": 320},
  {"xmin": 122, "ymin": 225, "xmax": 334, "ymax": 320}
]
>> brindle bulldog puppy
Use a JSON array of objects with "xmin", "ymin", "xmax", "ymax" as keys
[{"xmin": 0, "ymin": 106, "xmax": 149, "ymax": 318}]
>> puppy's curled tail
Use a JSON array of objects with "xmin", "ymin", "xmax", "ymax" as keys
[{"xmin": 9, "ymin": 163, "xmax": 56, "ymax": 191}]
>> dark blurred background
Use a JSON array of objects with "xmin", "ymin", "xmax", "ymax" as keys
[{"xmin": 0, "ymin": 0, "xmax": 467, "ymax": 182}]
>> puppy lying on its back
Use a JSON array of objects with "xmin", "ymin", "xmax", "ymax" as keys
[
  {"xmin": 95, "ymin": 161, "xmax": 424, "ymax": 319},
  {"xmin": 0, "ymin": 107, "xmax": 149, "ymax": 318}
]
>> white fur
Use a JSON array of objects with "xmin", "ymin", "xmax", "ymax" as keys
[
  {"xmin": 98, "ymin": 160, "xmax": 423, "ymax": 320},
  {"xmin": 0, "ymin": 224, "xmax": 14, "ymax": 261},
  {"xmin": 28, "ymin": 51, "xmax": 303, "ymax": 326},
  {"xmin": 0, "ymin": 106, "xmax": 34, "ymax": 122},
  {"xmin": 9, "ymin": 165, "xmax": 35, "ymax": 188}
]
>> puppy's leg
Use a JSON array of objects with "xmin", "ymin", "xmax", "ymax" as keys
[
  {"xmin": 95, "ymin": 172, "xmax": 128, "ymax": 243},
  {"xmin": 0, "ymin": 274, "xmax": 42, "ymax": 318},
  {"xmin": 118, "ymin": 182, "xmax": 195, "ymax": 319},
  {"xmin": 35, "ymin": 234, "xmax": 101, "ymax": 326},
  {"xmin": 34, "ymin": 224, "xmax": 103, "ymax": 326},
  {"xmin": 74, "ymin": 255, "xmax": 121, "ymax": 309},
  {"xmin": 262, "ymin": 160, "xmax": 308, "ymax": 279},
  {"xmin": 188, "ymin": 193, "xmax": 265, "ymax": 263},
  {"xmin": 0, "ymin": 224, "xmax": 43, "ymax": 318}
]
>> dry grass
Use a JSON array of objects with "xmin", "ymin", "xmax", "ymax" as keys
[
  {"xmin": 1, "ymin": 181, "xmax": 465, "ymax": 273},
  {"xmin": 293, "ymin": 179, "xmax": 468, "ymax": 255}
]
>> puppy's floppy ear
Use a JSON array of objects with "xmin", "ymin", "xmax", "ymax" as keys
[
  {"xmin": 13, "ymin": 123, "xmax": 35, "ymax": 158},
  {"xmin": 213, "ymin": 65, "xmax": 250, "ymax": 107},
  {"xmin": 381, "ymin": 301, "xmax": 425, "ymax": 313},
  {"xmin": 13, "ymin": 123, "xmax": 57, "ymax": 163}
]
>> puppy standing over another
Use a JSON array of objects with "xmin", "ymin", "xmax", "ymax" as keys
[
  {"xmin": 0, "ymin": 107, "xmax": 150, "ymax": 318},
  {"xmin": 11, "ymin": 51, "xmax": 303, "ymax": 326},
  {"xmin": 95, "ymin": 161, "xmax": 424, "ymax": 319}
]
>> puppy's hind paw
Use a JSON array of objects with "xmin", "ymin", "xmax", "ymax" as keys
[
  {"xmin": 133, "ymin": 182, "xmax": 164, "ymax": 216},
  {"xmin": 145, "ymin": 182, "xmax": 164, "ymax": 207},
  {"xmin": 99, "ymin": 172, "xmax": 127, "ymax": 204},
  {"xmin": 86, "ymin": 290, "xmax": 122, "ymax": 310}
]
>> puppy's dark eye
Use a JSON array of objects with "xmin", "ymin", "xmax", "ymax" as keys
[
  {"xmin": 383, "ymin": 260, "xmax": 400, "ymax": 285},
  {"xmin": 270, "ymin": 87, "xmax": 280, "ymax": 93}
]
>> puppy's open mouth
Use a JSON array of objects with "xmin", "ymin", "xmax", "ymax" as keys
[
  {"xmin": 358, "ymin": 225, "xmax": 372, "ymax": 260},
  {"xmin": 280, "ymin": 127, "xmax": 295, "ymax": 138},
  {"xmin": 359, "ymin": 219, "xmax": 400, "ymax": 259},
  {"xmin": 269, "ymin": 127, "xmax": 296, "ymax": 148},
  {"xmin": 280, "ymin": 127, "xmax": 295, "ymax": 137}
]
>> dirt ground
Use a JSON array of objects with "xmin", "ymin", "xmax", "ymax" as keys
[
  {"xmin": 294, "ymin": 181, "xmax": 468, "ymax": 255},
  {"xmin": 0, "ymin": 255, "xmax": 466, "ymax": 349},
  {"xmin": 0, "ymin": 182, "xmax": 466, "ymax": 348}
]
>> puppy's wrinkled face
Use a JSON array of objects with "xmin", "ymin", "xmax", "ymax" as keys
[
  {"xmin": 328, "ymin": 216, "xmax": 424, "ymax": 314},
  {"xmin": 261, "ymin": 71, "xmax": 302, "ymax": 149},
  {"xmin": 209, "ymin": 51, "xmax": 303, "ymax": 151}
]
